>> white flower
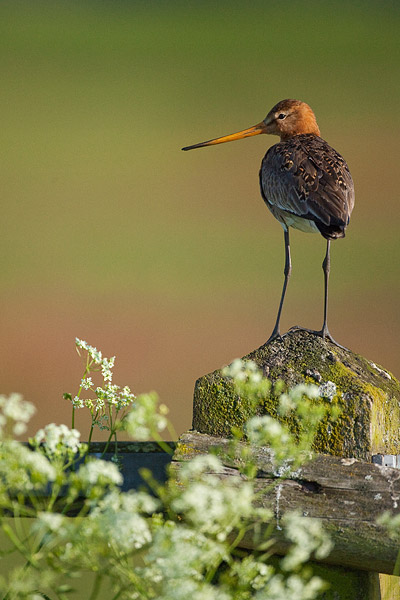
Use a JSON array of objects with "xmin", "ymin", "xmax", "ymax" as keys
[
  {"xmin": 21, "ymin": 447, "xmax": 56, "ymax": 482},
  {"xmin": 34, "ymin": 423, "xmax": 81, "ymax": 454},
  {"xmin": 289, "ymin": 383, "xmax": 320, "ymax": 401},
  {"xmin": 101, "ymin": 356, "xmax": 115, "ymax": 382},
  {"xmin": 230, "ymin": 556, "xmax": 273, "ymax": 590},
  {"xmin": 95, "ymin": 508, "xmax": 151, "ymax": 551},
  {"xmin": 75, "ymin": 338, "xmax": 88, "ymax": 350},
  {"xmin": 280, "ymin": 512, "xmax": 333, "ymax": 572},
  {"xmin": 159, "ymin": 579, "xmax": 230, "ymax": 600},
  {"xmin": 0, "ymin": 442, "xmax": 56, "ymax": 492},
  {"xmin": 121, "ymin": 385, "xmax": 136, "ymax": 405},
  {"xmin": 0, "ymin": 393, "xmax": 36, "ymax": 436},
  {"xmin": 246, "ymin": 415, "xmax": 290, "ymax": 446},
  {"xmin": 35, "ymin": 512, "xmax": 65, "ymax": 533},
  {"xmin": 96, "ymin": 383, "xmax": 130, "ymax": 408},
  {"xmin": 145, "ymin": 523, "xmax": 227, "ymax": 582},
  {"xmin": 100, "ymin": 489, "xmax": 159, "ymax": 514},
  {"xmin": 81, "ymin": 377, "xmax": 93, "ymax": 390},
  {"xmin": 0, "ymin": 393, "xmax": 35, "ymax": 421},
  {"xmin": 72, "ymin": 396, "xmax": 84, "ymax": 408},
  {"xmin": 222, "ymin": 359, "xmax": 262, "ymax": 384},
  {"xmin": 13, "ymin": 422, "xmax": 29, "ymax": 436},
  {"xmin": 255, "ymin": 573, "xmax": 326, "ymax": 600},
  {"xmin": 172, "ymin": 481, "xmax": 252, "ymax": 539},
  {"xmin": 278, "ymin": 393, "xmax": 297, "ymax": 414},
  {"xmin": 75, "ymin": 338, "xmax": 103, "ymax": 364},
  {"xmin": 76, "ymin": 459, "xmax": 123, "ymax": 489},
  {"xmin": 89, "ymin": 347, "xmax": 102, "ymax": 364},
  {"xmin": 173, "ymin": 457, "xmax": 256, "ymax": 540},
  {"xmin": 179, "ymin": 454, "xmax": 222, "ymax": 478},
  {"xmin": 70, "ymin": 490, "xmax": 155, "ymax": 553},
  {"xmin": 124, "ymin": 392, "xmax": 167, "ymax": 440}
]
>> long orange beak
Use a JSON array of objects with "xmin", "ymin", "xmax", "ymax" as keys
[{"xmin": 182, "ymin": 121, "xmax": 267, "ymax": 151}]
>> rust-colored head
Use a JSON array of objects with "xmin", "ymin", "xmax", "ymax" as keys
[
  {"xmin": 263, "ymin": 99, "xmax": 320, "ymax": 140},
  {"xmin": 182, "ymin": 99, "xmax": 320, "ymax": 151}
]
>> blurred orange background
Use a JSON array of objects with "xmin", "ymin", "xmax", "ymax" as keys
[{"xmin": 0, "ymin": 1, "xmax": 399, "ymax": 439}]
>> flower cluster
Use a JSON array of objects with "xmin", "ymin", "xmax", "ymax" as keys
[
  {"xmin": 222, "ymin": 359, "xmax": 271, "ymax": 405},
  {"xmin": 223, "ymin": 359, "xmax": 340, "ymax": 472},
  {"xmin": 75, "ymin": 458, "xmax": 123, "ymax": 491},
  {"xmin": 140, "ymin": 523, "xmax": 228, "ymax": 600},
  {"xmin": 0, "ymin": 392, "xmax": 36, "ymax": 437},
  {"xmin": 123, "ymin": 391, "xmax": 168, "ymax": 440},
  {"xmin": 75, "ymin": 338, "xmax": 104, "ymax": 364},
  {"xmin": 224, "ymin": 358, "xmax": 263, "ymax": 384},
  {"xmin": 281, "ymin": 511, "xmax": 333, "ymax": 571},
  {"xmin": 0, "ymin": 343, "xmax": 339, "ymax": 600},
  {"xmin": 246, "ymin": 414, "xmax": 291, "ymax": 446},
  {"xmin": 88, "ymin": 490, "xmax": 154, "ymax": 552},
  {"xmin": 33, "ymin": 423, "xmax": 82, "ymax": 455},
  {"xmin": 172, "ymin": 454, "xmax": 270, "ymax": 541},
  {"xmin": 72, "ymin": 339, "xmax": 135, "ymax": 410},
  {"xmin": 0, "ymin": 440, "xmax": 56, "ymax": 493},
  {"xmin": 94, "ymin": 383, "xmax": 135, "ymax": 411},
  {"xmin": 65, "ymin": 339, "xmax": 138, "ymax": 446}
]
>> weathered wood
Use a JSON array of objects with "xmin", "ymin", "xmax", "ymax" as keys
[
  {"xmin": 193, "ymin": 330, "xmax": 400, "ymax": 459},
  {"xmin": 81, "ymin": 441, "xmax": 176, "ymax": 454},
  {"xmin": 173, "ymin": 431, "xmax": 400, "ymax": 575}
]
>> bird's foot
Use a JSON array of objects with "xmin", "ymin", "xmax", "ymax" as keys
[
  {"xmin": 266, "ymin": 327, "xmax": 282, "ymax": 345},
  {"xmin": 287, "ymin": 325, "xmax": 348, "ymax": 351}
]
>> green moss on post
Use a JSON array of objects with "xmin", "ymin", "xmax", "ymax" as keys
[{"xmin": 193, "ymin": 330, "xmax": 400, "ymax": 459}]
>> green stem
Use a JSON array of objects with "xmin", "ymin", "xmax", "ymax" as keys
[
  {"xmin": 88, "ymin": 424, "xmax": 94, "ymax": 447},
  {"xmin": 47, "ymin": 482, "xmax": 61, "ymax": 512},
  {"xmin": 87, "ymin": 410, "xmax": 99, "ymax": 454},
  {"xmin": 88, "ymin": 573, "xmax": 103, "ymax": 600},
  {"xmin": 166, "ymin": 420, "xmax": 178, "ymax": 442},
  {"xmin": 113, "ymin": 431, "xmax": 118, "ymax": 457},
  {"xmin": 71, "ymin": 356, "xmax": 94, "ymax": 433},
  {"xmin": 227, "ymin": 526, "xmax": 246, "ymax": 553},
  {"xmin": 151, "ymin": 429, "xmax": 174, "ymax": 455},
  {"xmin": 204, "ymin": 554, "xmax": 226, "ymax": 585},
  {"xmin": 101, "ymin": 430, "xmax": 115, "ymax": 456},
  {"xmin": 1, "ymin": 522, "xmax": 38, "ymax": 568}
]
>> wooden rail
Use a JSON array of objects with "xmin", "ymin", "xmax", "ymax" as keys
[{"xmin": 173, "ymin": 431, "xmax": 400, "ymax": 575}]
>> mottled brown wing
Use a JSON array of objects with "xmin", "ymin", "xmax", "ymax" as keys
[{"xmin": 260, "ymin": 134, "xmax": 355, "ymax": 239}]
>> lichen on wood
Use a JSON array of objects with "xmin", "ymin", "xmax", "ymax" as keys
[{"xmin": 192, "ymin": 330, "xmax": 400, "ymax": 459}]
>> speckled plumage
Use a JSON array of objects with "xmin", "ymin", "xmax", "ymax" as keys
[{"xmin": 259, "ymin": 133, "xmax": 355, "ymax": 240}]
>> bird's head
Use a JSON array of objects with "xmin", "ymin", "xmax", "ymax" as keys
[
  {"xmin": 182, "ymin": 99, "xmax": 320, "ymax": 151},
  {"xmin": 262, "ymin": 99, "xmax": 320, "ymax": 140}
]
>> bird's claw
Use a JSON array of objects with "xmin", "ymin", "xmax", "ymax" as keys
[
  {"xmin": 287, "ymin": 326, "xmax": 348, "ymax": 350},
  {"xmin": 266, "ymin": 329, "xmax": 282, "ymax": 345}
]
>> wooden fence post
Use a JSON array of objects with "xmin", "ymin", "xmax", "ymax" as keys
[{"xmin": 179, "ymin": 329, "xmax": 400, "ymax": 600}]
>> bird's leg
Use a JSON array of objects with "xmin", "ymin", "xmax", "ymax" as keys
[
  {"xmin": 267, "ymin": 228, "xmax": 291, "ymax": 343},
  {"xmin": 321, "ymin": 239, "xmax": 331, "ymax": 339},
  {"xmin": 290, "ymin": 239, "xmax": 347, "ymax": 350},
  {"xmin": 318, "ymin": 240, "xmax": 347, "ymax": 348}
]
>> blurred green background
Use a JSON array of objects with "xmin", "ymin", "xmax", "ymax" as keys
[{"xmin": 0, "ymin": 0, "xmax": 399, "ymax": 439}]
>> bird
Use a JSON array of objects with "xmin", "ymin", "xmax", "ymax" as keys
[{"xmin": 182, "ymin": 99, "xmax": 355, "ymax": 346}]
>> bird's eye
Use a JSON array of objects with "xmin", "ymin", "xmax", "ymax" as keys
[{"xmin": 278, "ymin": 113, "xmax": 286, "ymax": 120}]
